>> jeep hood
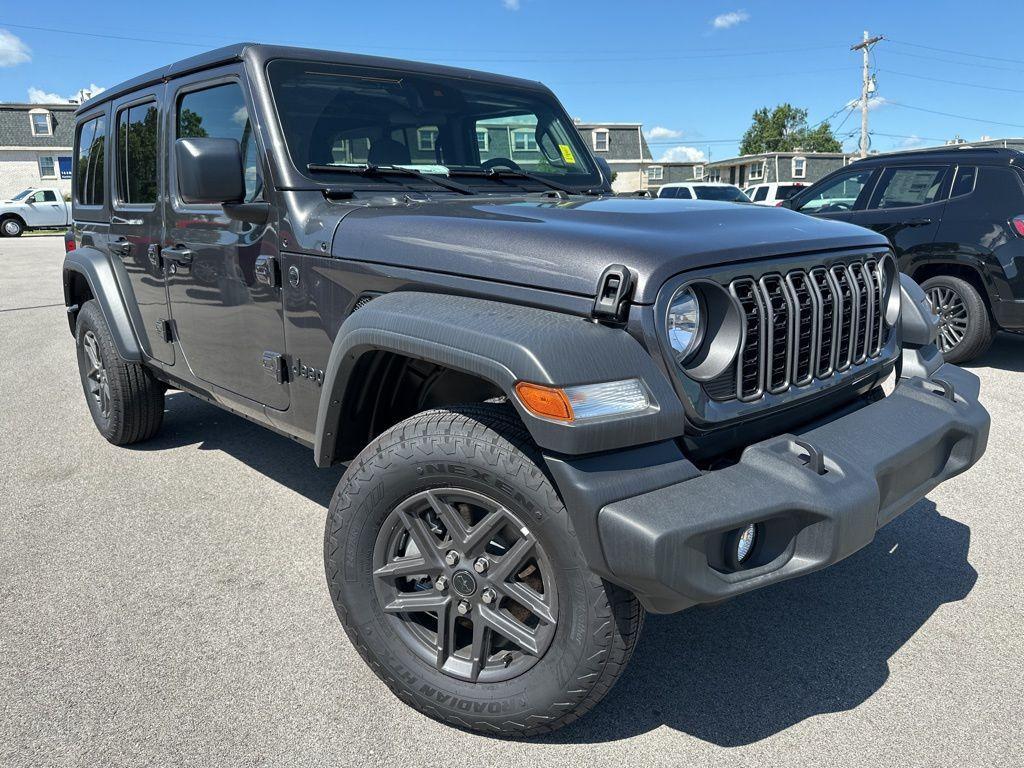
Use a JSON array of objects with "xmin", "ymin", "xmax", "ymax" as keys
[{"xmin": 330, "ymin": 196, "xmax": 888, "ymax": 304}]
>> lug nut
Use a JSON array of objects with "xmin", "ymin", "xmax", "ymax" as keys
[
  {"xmin": 473, "ymin": 557, "xmax": 489, "ymax": 574},
  {"xmin": 457, "ymin": 600, "xmax": 471, "ymax": 615},
  {"xmin": 445, "ymin": 550, "xmax": 460, "ymax": 566},
  {"xmin": 481, "ymin": 588, "xmax": 496, "ymax": 605},
  {"xmin": 434, "ymin": 576, "xmax": 448, "ymax": 592}
]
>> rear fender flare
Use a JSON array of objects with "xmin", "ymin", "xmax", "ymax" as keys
[{"xmin": 63, "ymin": 246, "xmax": 142, "ymax": 361}]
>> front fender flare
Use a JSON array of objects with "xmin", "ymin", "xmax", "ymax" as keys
[
  {"xmin": 313, "ymin": 292, "xmax": 685, "ymax": 466},
  {"xmin": 63, "ymin": 246, "xmax": 142, "ymax": 362}
]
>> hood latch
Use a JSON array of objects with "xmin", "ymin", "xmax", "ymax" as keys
[{"xmin": 592, "ymin": 264, "xmax": 635, "ymax": 323}]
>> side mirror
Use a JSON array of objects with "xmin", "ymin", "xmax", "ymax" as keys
[
  {"xmin": 174, "ymin": 137, "xmax": 244, "ymax": 205},
  {"xmin": 594, "ymin": 157, "xmax": 613, "ymax": 186}
]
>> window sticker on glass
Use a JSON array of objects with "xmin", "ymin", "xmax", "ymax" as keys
[{"xmin": 558, "ymin": 144, "xmax": 576, "ymax": 164}]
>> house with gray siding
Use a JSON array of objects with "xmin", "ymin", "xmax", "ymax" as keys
[
  {"xmin": 643, "ymin": 160, "xmax": 707, "ymax": 194},
  {"xmin": 706, "ymin": 151, "xmax": 852, "ymax": 189},
  {"xmin": 0, "ymin": 103, "xmax": 77, "ymax": 199},
  {"xmin": 573, "ymin": 121, "xmax": 653, "ymax": 193}
]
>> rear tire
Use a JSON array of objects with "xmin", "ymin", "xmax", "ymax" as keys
[
  {"xmin": 921, "ymin": 275, "xmax": 994, "ymax": 364},
  {"xmin": 1, "ymin": 217, "xmax": 24, "ymax": 237},
  {"xmin": 324, "ymin": 404, "xmax": 643, "ymax": 737},
  {"xmin": 75, "ymin": 300, "xmax": 165, "ymax": 445}
]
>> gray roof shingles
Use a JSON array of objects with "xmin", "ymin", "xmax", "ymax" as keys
[{"xmin": 0, "ymin": 104, "xmax": 77, "ymax": 148}]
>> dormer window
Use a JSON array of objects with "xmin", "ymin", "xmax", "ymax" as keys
[
  {"xmin": 592, "ymin": 129, "xmax": 609, "ymax": 152},
  {"xmin": 30, "ymin": 109, "xmax": 52, "ymax": 137}
]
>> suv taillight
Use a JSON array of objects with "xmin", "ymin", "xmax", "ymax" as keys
[
  {"xmin": 1012, "ymin": 216, "xmax": 1024, "ymax": 238},
  {"xmin": 64, "ymin": 228, "xmax": 75, "ymax": 253}
]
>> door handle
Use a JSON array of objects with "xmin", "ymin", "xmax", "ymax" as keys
[
  {"xmin": 162, "ymin": 246, "xmax": 194, "ymax": 266},
  {"xmin": 905, "ymin": 218, "xmax": 932, "ymax": 227}
]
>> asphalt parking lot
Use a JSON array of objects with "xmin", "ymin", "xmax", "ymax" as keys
[{"xmin": 2, "ymin": 235, "xmax": 1022, "ymax": 767}]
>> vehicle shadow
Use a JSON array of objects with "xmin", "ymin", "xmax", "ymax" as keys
[
  {"xmin": 963, "ymin": 331, "xmax": 1024, "ymax": 373},
  {"xmin": 544, "ymin": 499, "xmax": 975, "ymax": 747},
  {"xmin": 130, "ymin": 391, "xmax": 343, "ymax": 507}
]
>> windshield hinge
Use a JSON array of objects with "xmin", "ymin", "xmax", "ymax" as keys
[{"xmin": 592, "ymin": 264, "xmax": 635, "ymax": 323}]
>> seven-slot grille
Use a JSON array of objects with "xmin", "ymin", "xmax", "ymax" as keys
[{"xmin": 718, "ymin": 258, "xmax": 890, "ymax": 402}]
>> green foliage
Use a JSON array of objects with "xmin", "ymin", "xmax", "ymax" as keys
[{"xmin": 739, "ymin": 104, "xmax": 842, "ymax": 155}]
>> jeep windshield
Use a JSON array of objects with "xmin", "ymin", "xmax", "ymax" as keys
[{"xmin": 266, "ymin": 59, "xmax": 602, "ymax": 194}]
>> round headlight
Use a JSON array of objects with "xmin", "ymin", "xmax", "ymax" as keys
[{"xmin": 667, "ymin": 287, "xmax": 702, "ymax": 363}]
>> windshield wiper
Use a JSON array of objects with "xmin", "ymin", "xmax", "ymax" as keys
[
  {"xmin": 448, "ymin": 167, "xmax": 585, "ymax": 195},
  {"xmin": 306, "ymin": 163, "xmax": 474, "ymax": 195}
]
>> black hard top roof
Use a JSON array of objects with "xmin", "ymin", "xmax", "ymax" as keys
[
  {"xmin": 76, "ymin": 42, "xmax": 549, "ymax": 114},
  {"xmin": 854, "ymin": 146, "xmax": 1024, "ymax": 166}
]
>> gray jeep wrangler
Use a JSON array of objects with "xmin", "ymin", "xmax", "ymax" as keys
[{"xmin": 63, "ymin": 43, "xmax": 989, "ymax": 737}]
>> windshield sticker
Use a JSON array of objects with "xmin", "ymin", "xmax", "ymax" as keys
[{"xmin": 558, "ymin": 144, "xmax": 577, "ymax": 164}]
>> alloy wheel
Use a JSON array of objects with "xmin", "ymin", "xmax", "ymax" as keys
[
  {"xmin": 926, "ymin": 286, "xmax": 969, "ymax": 353},
  {"xmin": 82, "ymin": 331, "xmax": 111, "ymax": 418},
  {"xmin": 372, "ymin": 488, "xmax": 558, "ymax": 683}
]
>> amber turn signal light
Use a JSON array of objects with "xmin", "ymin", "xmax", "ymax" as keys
[{"xmin": 514, "ymin": 382, "xmax": 574, "ymax": 421}]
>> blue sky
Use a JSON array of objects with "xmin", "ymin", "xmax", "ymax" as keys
[{"xmin": 2, "ymin": 0, "xmax": 1023, "ymax": 161}]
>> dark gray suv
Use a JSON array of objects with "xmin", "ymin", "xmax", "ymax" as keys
[{"xmin": 63, "ymin": 43, "xmax": 989, "ymax": 737}]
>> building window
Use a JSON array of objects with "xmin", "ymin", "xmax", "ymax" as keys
[
  {"xmin": 592, "ymin": 129, "xmax": 609, "ymax": 152},
  {"xmin": 513, "ymin": 129, "xmax": 537, "ymax": 152},
  {"xmin": 749, "ymin": 161, "xmax": 765, "ymax": 180},
  {"xmin": 646, "ymin": 165, "xmax": 663, "ymax": 181},
  {"xmin": 792, "ymin": 156, "xmax": 806, "ymax": 179},
  {"xmin": 30, "ymin": 109, "xmax": 52, "ymax": 137},
  {"xmin": 693, "ymin": 164, "xmax": 704, "ymax": 180},
  {"xmin": 38, "ymin": 156, "xmax": 57, "ymax": 179},
  {"xmin": 417, "ymin": 127, "xmax": 438, "ymax": 152},
  {"xmin": 476, "ymin": 129, "xmax": 489, "ymax": 152}
]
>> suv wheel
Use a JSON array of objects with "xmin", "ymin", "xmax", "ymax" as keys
[
  {"xmin": 921, "ymin": 275, "xmax": 994, "ymax": 364},
  {"xmin": 324, "ymin": 404, "xmax": 643, "ymax": 736},
  {"xmin": 75, "ymin": 300, "xmax": 166, "ymax": 445},
  {"xmin": 1, "ymin": 217, "xmax": 24, "ymax": 237}
]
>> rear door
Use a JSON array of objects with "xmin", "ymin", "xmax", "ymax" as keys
[
  {"xmin": 108, "ymin": 89, "xmax": 174, "ymax": 365},
  {"xmin": 854, "ymin": 164, "xmax": 951, "ymax": 262},
  {"xmin": 163, "ymin": 67, "xmax": 288, "ymax": 409}
]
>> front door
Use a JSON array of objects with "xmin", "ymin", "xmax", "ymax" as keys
[
  {"xmin": 108, "ymin": 90, "xmax": 173, "ymax": 365},
  {"xmin": 163, "ymin": 69, "xmax": 288, "ymax": 410},
  {"xmin": 23, "ymin": 189, "xmax": 65, "ymax": 227},
  {"xmin": 852, "ymin": 165, "xmax": 950, "ymax": 263}
]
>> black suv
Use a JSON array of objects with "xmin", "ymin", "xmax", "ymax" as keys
[
  {"xmin": 785, "ymin": 147, "xmax": 1024, "ymax": 363},
  {"xmin": 62, "ymin": 44, "xmax": 989, "ymax": 737}
]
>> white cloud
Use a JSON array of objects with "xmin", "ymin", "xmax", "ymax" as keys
[
  {"xmin": 0, "ymin": 29, "xmax": 31, "ymax": 67},
  {"xmin": 28, "ymin": 83, "xmax": 106, "ymax": 104},
  {"xmin": 647, "ymin": 126, "xmax": 683, "ymax": 140},
  {"xmin": 659, "ymin": 145, "xmax": 708, "ymax": 163},
  {"xmin": 502, "ymin": 0, "xmax": 520, "ymax": 9},
  {"xmin": 846, "ymin": 95, "xmax": 888, "ymax": 111},
  {"xmin": 897, "ymin": 134, "xmax": 926, "ymax": 149},
  {"xmin": 712, "ymin": 10, "xmax": 749, "ymax": 29}
]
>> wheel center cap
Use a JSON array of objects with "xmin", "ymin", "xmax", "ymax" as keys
[{"xmin": 451, "ymin": 569, "xmax": 478, "ymax": 597}]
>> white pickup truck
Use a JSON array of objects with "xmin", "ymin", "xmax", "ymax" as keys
[{"xmin": 0, "ymin": 187, "xmax": 71, "ymax": 237}]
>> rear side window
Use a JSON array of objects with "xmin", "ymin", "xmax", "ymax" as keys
[
  {"xmin": 116, "ymin": 102, "xmax": 159, "ymax": 205},
  {"xmin": 176, "ymin": 82, "xmax": 262, "ymax": 202},
  {"xmin": 950, "ymin": 166, "xmax": 978, "ymax": 198},
  {"xmin": 776, "ymin": 185, "xmax": 803, "ymax": 200},
  {"xmin": 753, "ymin": 186, "xmax": 769, "ymax": 202},
  {"xmin": 75, "ymin": 116, "xmax": 106, "ymax": 206},
  {"xmin": 869, "ymin": 166, "xmax": 947, "ymax": 209}
]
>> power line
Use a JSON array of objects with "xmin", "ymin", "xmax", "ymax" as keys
[
  {"xmin": 888, "ymin": 38, "xmax": 1024, "ymax": 66},
  {"xmin": 888, "ymin": 102, "xmax": 1024, "ymax": 130},
  {"xmin": 884, "ymin": 49, "xmax": 1024, "ymax": 74},
  {"xmin": 551, "ymin": 66, "xmax": 849, "ymax": 86},
  {"xmin": 880, "ymin": 68, "xmax": 1024, "ymax": 94}
]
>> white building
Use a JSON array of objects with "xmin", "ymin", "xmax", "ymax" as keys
[{"xmin": 0, "ymin": 103, "xmax": 77, "ymax": 199}]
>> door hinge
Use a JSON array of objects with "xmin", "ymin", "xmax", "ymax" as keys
[
  {"xmin": 155, "ymin": 318, "xmax": 173, "ymax": 343},
  {"xmin": 262, "ymin": 351, "xmax": 287, "ymax": 383},
  {"xmin": 254, "ymin": 255, "xmax": 281, "ymax": 288},
  {"xmin": 592, "ymin": 264, "xmax": 635, "ymax": 322}
]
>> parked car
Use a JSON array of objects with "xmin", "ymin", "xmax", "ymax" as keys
[
  {"xmin": 785, "ymin": 147, "xmax": 1024, "ymax": 362},
  {"xmin": 657, "ymin": 182, "xmax": 750, "ymax": 202},
  {"xmin": 63, "ymin": 43, "xmax": 989, "ymax": 737},
  {"xmin": 0, "ymin": 187, "xmax": 71, "ymax": 236},
  {"xmin": 743, "ymin": 181, "xmax": 808, "ymax": 206}
]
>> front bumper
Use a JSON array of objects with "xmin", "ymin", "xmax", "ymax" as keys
[{"xmin": 594, "ymin": 363, "xmax": 989, "ymax": 613}]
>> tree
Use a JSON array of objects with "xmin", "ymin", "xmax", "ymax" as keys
[{"xmin": 739, "ymin": 104, "xmax": 842, "ymax": 155}]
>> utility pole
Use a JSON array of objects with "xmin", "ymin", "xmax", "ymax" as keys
[{"xmin": 851, "ymin": 31, "xmax": 884, "ymax": 158}]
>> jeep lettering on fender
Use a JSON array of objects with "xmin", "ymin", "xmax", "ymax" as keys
[{"xmin": 63, "ymin": 43, "xmax": 990, "ymax": 737}]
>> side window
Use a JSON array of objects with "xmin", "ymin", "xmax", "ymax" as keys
[
  {"xmin": 40, "ymin": 190, "xmax": 57, "ymax": 202},
  {"xmin": 75, "ymin": 115, "xmax": 106, "ymax": 206},
  {"xmin": 660, "ymin": 188, "xmax": 677, "ymax": 198},
  {"xmin": 177, "ymin": 82, "xmax": 262, "ymax": 202},
  {"xmin": 869, "ymin": 166, "xmax": 947, "ymax": 210},
  {"xmin": 951, "ymin": 166, "xmax": 978, "ymax": 198},
  {"xmin": 797, "ymin": 169, "xmax": 874, "ymax": 213},
  {"xmin": 116, "ymin": 102, "xmax": 159, "ymax": 205},
  {"xmin": 753, "ymin": 186, "xmax": 769, "ymax": 202},
  {"xmin": 677, "ymin": 187, "xmax": 692, "ymax": 199}
]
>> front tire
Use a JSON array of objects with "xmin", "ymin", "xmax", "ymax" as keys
[
  {"xmin": 1, "ymin": 217, "xmax": 24, "ymax": 237},
  {"xmin": 75, "ymin": 300, "xmax": 165, "ymax": 445},
  {"xmin": 921, "ymin": 275, "xmax": 994, "ymax": 364},
  {"xmin": 324, "ymin": 404, "xmax": 643, "ymax": 737}
]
